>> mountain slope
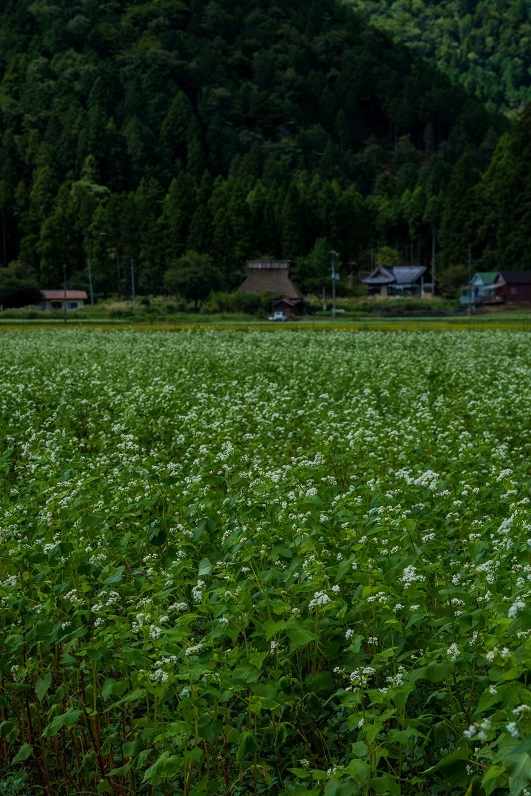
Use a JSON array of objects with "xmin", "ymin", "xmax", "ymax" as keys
[
  {"xmin": 0, "ymin": 0, "xmax": 506, "ymax": 295},
  {"xmin": 343, "ymin": 0, "xmax": 531, "ymax": 114}
]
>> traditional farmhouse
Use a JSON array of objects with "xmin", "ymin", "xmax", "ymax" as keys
[
  {"xmin": 460, "ymin": 272, "xmax": 498, "ymax": 305},
  {"xmin": 491, "ymin": 272, "xmax": 531, "ymax": 303},
  {"xmin": 39, "ymin": 290, "xmax": 88, "ymax": 311},
  {"xmin": 238, "ymin": 260, "xmax": 302, "ymax": 298},
  {"xmin": 362, "ymin": 266, "xmax": 432, "ymax": 298}
]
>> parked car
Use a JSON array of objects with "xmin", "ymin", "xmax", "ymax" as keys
[{"xmin": 268, "ymin": 310, "xmax": 287, "ymax": 321}]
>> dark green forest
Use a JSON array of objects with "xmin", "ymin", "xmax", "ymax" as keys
[
  {"xmin": 344, "ymin": 0, "xmax": 531, "ymax": 115},
  {"xmin": 0, "ymin": 0, "xmax": 529, "ymax": 302}
]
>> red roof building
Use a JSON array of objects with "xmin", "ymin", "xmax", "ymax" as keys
[{"xmin": 39, "ymin": 290, "xmax": 88, "ymax": 311}]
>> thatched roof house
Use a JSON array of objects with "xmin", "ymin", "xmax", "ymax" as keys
[{"xmin": 238, "ymin": 261, "xmax": 302, "ymax": 298}]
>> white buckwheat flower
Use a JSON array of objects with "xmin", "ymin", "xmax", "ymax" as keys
[{"xmin": 508, "ymin": 601, "xmax": 526, "ymax": 619}]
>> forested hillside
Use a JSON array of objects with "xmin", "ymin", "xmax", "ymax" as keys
[
  {"xmin": 0, "ymin": 0, "xmax": 524, "ymax": 301},
  {"xmin": 343, "ymin": 0, "xmax": 531, "ymax": 115}
]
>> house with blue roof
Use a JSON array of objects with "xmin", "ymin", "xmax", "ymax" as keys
[{"xmin": 362, "ymin": 265, "xmax": 432, "ymax": 298}]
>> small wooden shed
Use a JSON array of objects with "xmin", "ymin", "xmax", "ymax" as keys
[{"xmin": 272, "ymin": 297, "xmax": 304, "ymax": 319}]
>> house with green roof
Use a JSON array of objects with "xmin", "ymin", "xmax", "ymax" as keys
[
  {"xmin": 460, "ymin": 272, "xmax": 498, "ymax": 305},
  {"xmin": 472, "ymin": 272, "xmax": 497, "ymax": 287}
]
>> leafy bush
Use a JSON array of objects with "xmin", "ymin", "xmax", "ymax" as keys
[{"xmin": 0, "ymin": 262, "xmax": 41, "ymax": 309}]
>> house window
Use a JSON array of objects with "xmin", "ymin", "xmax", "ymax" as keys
[
  {"xmin": 51, "ymin": 301, "xmax": 62, "ymax": 310},
  {"xmin": 67, "ymin": 302, "xmax": 79, "ymax": 309},
  {"xmin": 511, "ymin": 288, "xmax": 518, "ymax": 296}
]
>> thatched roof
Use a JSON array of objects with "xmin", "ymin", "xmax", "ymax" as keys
[{"xmin": 238, "ymin": 261, "xmax": 302, "ymax": 298}]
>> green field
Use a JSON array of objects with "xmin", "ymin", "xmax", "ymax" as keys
[
  {"xmin": 1, "ymin": 329, "xmax": 531, "ymax": 796},
  {"xmin": 2, "ymin": 312, "xmax": 531, "ymax": 333}
]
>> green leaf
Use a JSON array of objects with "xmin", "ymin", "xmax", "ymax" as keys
[
  {"xmin": 0, "ymin": 720, "xmax": 19, "ymax": 741},
  {"xmin": 426, "ymin": 746, "xmax": 471, "ymax": 786},
  {"xmin": 363, "ymin": 719, "xmax": 385, "ymax": 744},
  {"xmin": 405, "ymin": 613, "xmax": 426, "ymax": 630},
  {"xmin": 143, "ymin": 751, "xmax": 183, "ymax": 784},
  {"xmin": 391, "ymin": 685, "xmax": 413, "ymax": 715},
  {"xmin": 345, "ymin": 758, "xmax": 371, "ymax": 782},
  {"xmin": 350, "ymin": 741, "xmax": 369, "ymax": 757},
  {"xmin": 105, "ymin": 686, "xmax": 144, "ymax": 712},
  {"xmin": 284, "ymin": 622, "xmax": 318, "ymax": 647},
  {"xmin": 198, "ymin": 557, "xmax": 212, "ymax": 576},
  {"xmin": 412, "ymin": 662, "xmax": 450, "ymax": 682},
  {"xmin": 231, "ymin": 665, "xmax": 261, "ymax": 685},
  {"xmin": 104, "ymin": 568, "xmax": 124, "ymax": 585},
  {"xmin": 249, "ymin": 651, "xmax": 268, "ymax": 670},
  {"xmin": 102, "ymin": 678, "xmax": 128, "ymax": 700},
  {"xmin": 305, "ymin": 671, "xmax": 335, "ymax": 693},
  {"xmin": 237, "ymin": 729, "xmax": 259, "ymax": 762},
  {"xmin": 510, "ymin": 735, "xmax": 531, "ymax": 756},
  {"xmin": 324, "ymin": 779, "xmax": 343, "ymax": 796},
  {"xmin": 184, "ymin": 747, "xmax": 203, "ymax": 764},
  {"xmin": 387, "ymin": 727, "xmax": 425, "ymax": 744},
  {"xmin": 148, "ymin": 528, "xmax": 166, "ymax": 546},
  {"xmin": 287, "ymin": 768, "xmax": 311, "ymax": 780},
  {"xmin": 257, "ymin": 696, "xmax": 280, "ymax": 712},
  {"xmin": 35, "ymin": 672, "xmax": 52, "ymax": 702},
  {"xmin": 4, "ymin": 634, "xmax": 24, "ymax": 652},
  {"xmin": 26, "ymin": 619, "xmax": 54, "ymax": 643},
  {"xmin": 499, "ymin": 738, "xmax": 531, "ymax": 796},
  {"xmin": 500, "ymin": 667, "xmax": 522, "ymax": 682},
  {"xmin": 264, "ymin": 619, "xmax": 285, "ymax": 641},
  {"xmin": 481, "ymin": 764, "xmax": 507, "ymax": 796},
  {"xmin": 43, "ymin": 709, "xmax": 81, "ymax": 737},
  {"xmin": 370, "ymin": 774, "xmax": 401, "ymax": 795},
  {"xmin": 11, "ymin": 743, "xmax": 33, "ymax": 764},
  {"xmin": 427, "ymin": 746, "xmax": 471, "ymax": 772},
  {"xmin": 123, "ymin": 737, "xmax": 143, "ymax": 758},
  {"xmin": 107, "ymin": 762, "xmax": 132, "ymax": 777}
]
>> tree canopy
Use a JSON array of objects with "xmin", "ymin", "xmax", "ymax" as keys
[
  {"xmin": 0, "ymin": 0, "xmax": 524, "ymax": 301},
  {"xmin": 344, "ymin": 0, "xmax": 531, "ymax": 115}
]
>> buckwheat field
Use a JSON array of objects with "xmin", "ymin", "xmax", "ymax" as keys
[{"xmin": 1, "ymin": 329, "xmax": 531, "ymax": 796}]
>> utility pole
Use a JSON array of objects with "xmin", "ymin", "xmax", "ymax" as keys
[
  {"xmin": 467, "ymin": 244, "xmax": 472, "ymax": 317},
  {"xmin": 431, "ymin": 229, "xmax": 436, "ymax": 298},
  {"xmin": 63, "ymin": 264, "xmax": 67, "ymax": 325},
  {"xmin": 87, "ymin": 258, "xmax": 94, "ymax": 306},
  {"xmin": 2, "ymin": 211, "xmax": 6, "ymax": 269},
  {"xmin": 130, "ymin": 258, "xmax": 136, "ymax": 313},
  {"xmin": 330, "ymin": 250, "xmax": 339, "ymax": 318}
]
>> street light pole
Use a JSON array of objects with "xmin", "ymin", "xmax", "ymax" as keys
[
  {"xmin": 330, "ymin": 250, "xmax": 338, "ymax": 318},
  {"xmin": 63, "ymin": 264, "xmax": 67, "ymax": 325},
  {"xmin": 87, "ymin": 258, "xmax": 94, "ymax": 306},
  {"xmin": 467, "ymin": 243, "xmax": 472, "ymax": 317}
]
